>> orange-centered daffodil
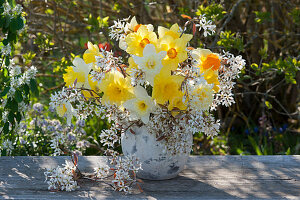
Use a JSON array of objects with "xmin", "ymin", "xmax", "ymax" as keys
[{"xmin": 125, "ymin": 25, "xmax": 157, "ymax": 56}]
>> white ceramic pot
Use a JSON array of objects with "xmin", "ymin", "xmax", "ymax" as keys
[{"xmin": 121, "ymin": 125, "xmax": 192, "ymax": 180}]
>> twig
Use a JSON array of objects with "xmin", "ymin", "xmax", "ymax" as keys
[
  {"xmin": 81, "ymin": 175, "xmax": 115, "ymax": 189},
  {"xmin": 210, "ymin": 0, "xmax": 246, "ymax": 48},
  {"xmin": 235, "ymin": 92, "xmax": 294, "ymax": 118}
]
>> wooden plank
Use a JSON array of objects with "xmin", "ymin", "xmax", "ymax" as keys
[{"xmin": 0, "ymin": 156, "xmax": 299, "ymax": 199}]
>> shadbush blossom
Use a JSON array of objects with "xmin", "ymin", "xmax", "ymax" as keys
[
  {"xmin": 44, "ymin": 160, "xmax": 78, "ymax": 191},
  {"xmin": 0, "ymin": 139, "xmax": 13, "ymax": 155},
  {"xmin": 0, "ymin": 102, "xmax": 91, "ymax": 156}
]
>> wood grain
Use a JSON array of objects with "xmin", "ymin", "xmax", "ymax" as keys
[{"xmin": 0, "ymin": 156, "xmax": 299, "ymax": 199}]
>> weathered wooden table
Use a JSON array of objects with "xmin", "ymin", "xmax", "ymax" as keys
[{"xmin": 0, "ymin": 156, "xmax": 299, "ymax": 199}]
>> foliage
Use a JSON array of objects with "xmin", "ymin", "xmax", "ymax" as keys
[
  {"xmin": 217, "ymin": 31, "xmax": 243, "ymax": 51},
  {"xmin": 196, "ymin": 1, "xmax": 226, "ymax": 21}
]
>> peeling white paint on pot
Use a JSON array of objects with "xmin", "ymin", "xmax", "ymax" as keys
[{"xmin": 121, "ymin": 125, "xmax": 192, "ymax": 180}]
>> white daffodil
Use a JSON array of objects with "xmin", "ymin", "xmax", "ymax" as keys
[
  {"xmin": 123, "ymin": 86, "xmax": 155, "ymax": 124},
  {"xmin": 132, "ymin": 44, "xmax": 166, "ymax": 85},
  {"xmin": 72, "ymin": 57, "xmax": 92, "ymax": 87},
  {"xmin": 56, "ymin": 102, "xmax": 76, "ymax": 125}
]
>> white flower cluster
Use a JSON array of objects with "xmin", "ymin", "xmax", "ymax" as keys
[
  {"xmin": 91, "ymin": 50, "xmax": 123, "ymax": 82},
  {"xmin": 8, "ymin": 65, "xmax": 37, "ymax": 90},
  {"xmin": 50, "ymin": 87, "xmax": 105, "ymax": 124},
  {"xmin": 112, "ymin": 169, "xmax": 131, "ymax": 193},
  {"xmin": 197, "ymin": 113, "xmax": 220, "ymax": 137},
  {"xmin": 44, "ymin": 160, "xmax": 78, "ymax": 191},
  {"xmin": 1, "ymin": 44, "xmax": 11, "ymax": 56},
  {"xmin": 100, "ymin": 126, "xmax": 119, "ymax": 148},
  {"xmin": 211, "ymin": 51, "xmax": 246, "ymax": 110},
  {"xmin": 144, "ymin": 106, "xmax": 220, "ymax": 156},
  {"xmin": 127, "ymin": 67, "xmax": 146, "ymax": 86},
  {"xmin": 50, "ymin": 88, "xmax": 79, "ymax": 124},
  {"xmin": 145, "ymin": 107, "xmax": 192, "ymax": 155},
  {"xmin": 0, "ymin": 139, "xmax": 14, "ymax": 156},
  {"xmin": 115, "ymin": 154, "xmax": 142, "ymax": 173},
  {"xmin": 108, "ymin": 16, "xmax": 131, "ymax": 41},
  {"xmin": 50, "ymin": 134, "xmax": 65, "ymax": 156},
  {"xmin": 111, "ymin": 154, "xmax": 142, "ymax": 193},
  {"xmin": 1, "ymin": 65, "xmax": 37, "ymax": 126},
  {"xmin": 94, "ymin": 165, "xmax": 110, "ymax": 179},
  {"xmin": 195, "ymin": 15, "xmax": 216, "ymax": 37},
  {"xmin": 2, "ymin": 2, "xmax": 23, "ymax": 16},
  {"xmin": 7, "ymin": 103, "xmax": 88, "ymax": 156}
]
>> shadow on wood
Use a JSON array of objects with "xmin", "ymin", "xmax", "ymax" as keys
[{"xmin": 0, "ymin": 156, "xmax": 299, "ymax": 199}]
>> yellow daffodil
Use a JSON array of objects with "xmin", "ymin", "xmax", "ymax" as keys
[
  {"xmin": 168, "ymin": 92, "xmax": 187, "ymax": 111},
  {"xmin": 191, "ymin": 48, "xmax": 221, "ymax": 92},
  {"xmin": 56, "ymin": 102, "xmax": 75, "ymax": 125},
  {"xmin": 123, "ymin": 86, "xmax": 155, "ymax": 124},
  {"xmin": 132, "ymin": 44, "xmax": 166, "ymax": 85},
  {"xmin": 159, "ymin": 35, "xmax": 189, "ymax": 72},
  {"xmin": 152, "ymin": 70, "xmax": 184, "ymax": 105},
  {"xmin": 120, "ymin": 17, "xmax": 154, "ymax": 51},
  {"xmin": 126, "ymin": 56, "xmax": 139, "ymax": 76},
  {"xmin": 191, "ymin": 48, "xmax": 221, "ymax": 71},
  {"xmin": 99, "ymin": 70, "xmax": 134, "ymax": 106},
  {"xmin": 83, "ymin": 42, "xmax": 102, "ymax": 65},
  {"xmin": 192, "ymin": 48, "xmax": 221, "ymax": 71},
  {"xmin": 63, "ymin": 57, "xmax": 92, "ymax": 88},
  {"xmin": 202, "ymin": 69, "xmax": 220, "ymax": 92},
  {"xmin": 63, "ymin": 57, "xmax": 99, "ymax": 99},
  {"xmin": 126, "ymin": 16, "xmax": 154, "ymax": 33},
  {"xmin": 158, "ymin": 23, "xmax": 192, "ymax": 43},
  {"xmin": 190, "ymin": 83, "xmax": 214, "ymax": 111},
  {"xmin": 125, "ymin": 25, "xmax": 157, "ymax": 56},
  {"xmin": 81, "ymin": 75, "xmax": 101, "ymax": 99}
]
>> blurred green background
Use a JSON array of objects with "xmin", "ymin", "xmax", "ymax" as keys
[{"xmin": 1, "ymin": 0, "xmax": 299, "ymax": 156}]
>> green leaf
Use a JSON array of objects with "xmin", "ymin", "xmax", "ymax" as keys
[
  {"xmin": 0, "ymin": 86, "xmax": 10, "ymax": 97},
  {"xmin": 5, "ymin": 56, "xmax": 10, "ymax": 66},
  {"xmin": 45, "ymin": 9, "xmax": 54, "ymax": 15},
  {"xmin": 265, "ymin": 101, "xmax": 272, "ymax": 109},
  {"xmin": 29, "ymin": 79, "xmax": 39, "ymax": 97},
  {"xmin": 286, "ymin": 147, "xmax": 291, "ymax": 155},
  {"xmin": 9, "ymin": 16, "xmax": 24, "ymax": 32},
  {"xmin": 248, "ymin": 136, "xmax": 263, "ymax": 155},
  {"xmin": 10, "ymin": 18, "xmax": 18, "ymax": 32},
  {"xmin": 8, "ymin": 111, "xmax": 15, "ymax": 125},
  {"xmin": 0, "ymin": 16, "xmax": 4, "ymax": 28},
  {"xmin": 6, "ymin": 98, "xmax": 18, "ymax": 112},
  {"xmin": 24, "ymin": 84, "xmax": 29, "ymax": 96},
  {"xmin": 3, "ymin": 67, "xmax": 9, "ymax": 77},
  {"xmin": 15, "ymin": 16, "xmax": 24, "ymax": 30},
  {"xmin": 4, "ymin": 15, "xmax": 10, "ymax": 28},
  {"xmin": 15, "ymin": 112, "xmax": 22, "ymax": 123},
  {"xmin": 243, "ymin": 75, "xmax": 251, "ymax": 79},
  {"xmin": 2, "ymin": 39, "xmax": 8, "ymax": 45},
  {"xmin": 251, "ymin": 63, "xmax": 258, "ymax": 70},
  {"xmin": 14, "ymin": 89, "xmax": 23, "ymax": 103},
  {"xmin": 7, "ymin": 32, "xmax": 17, "ymax": 43},
  {"xmin": 3, "ymin": 122, "xmax": 9, "ymax": 134}
]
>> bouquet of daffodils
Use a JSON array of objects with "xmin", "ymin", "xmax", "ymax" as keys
[{"xmin": 49, "ymin": 16, "xmax": 245, "ymax": 192}]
